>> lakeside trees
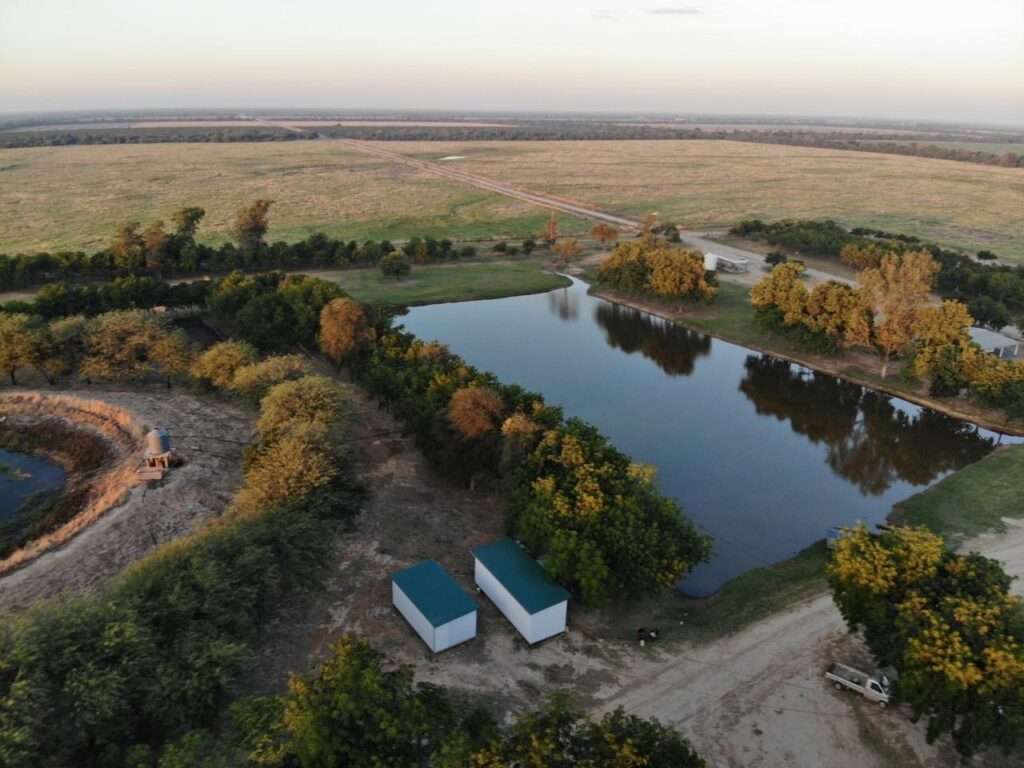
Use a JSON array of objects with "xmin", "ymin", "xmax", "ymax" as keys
[
  {"xmin": 828, "ymin": 525, "xmax": 1024, "ymax": 758},
  {"xmin": 354, "ymin": 327, "xmax": 711, "ymax": 606},
  {"xmin": 598, "ymin": 241, "xmax": 716, "ymax": 303}
]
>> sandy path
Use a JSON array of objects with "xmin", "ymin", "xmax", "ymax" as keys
[{"xmin": 595, "ymin": 521, "xmax": 1024, "ymax": 768}]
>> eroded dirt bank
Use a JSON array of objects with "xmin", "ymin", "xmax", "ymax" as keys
[{"xmin": 0, "ymin": 389, "xmax": 252, "ymax": 612}]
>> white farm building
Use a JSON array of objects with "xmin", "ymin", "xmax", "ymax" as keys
[
  {"xmin": 472, "ymin": 539, "xmax": 570, "ymax": 645},
  {"xmin": 392, "ymin": 560, "xmax": 477, "ymax": 653}
]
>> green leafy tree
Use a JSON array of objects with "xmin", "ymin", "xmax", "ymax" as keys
[
  {"xmin": 282, "ymin": 636, "xmax": 457, "ymax": 768},
  {"xmin": 229, "ymin": 354, "xmax": 313, "ymax": 401}
]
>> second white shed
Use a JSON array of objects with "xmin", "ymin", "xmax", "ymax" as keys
[{"xmin": 472, "ymin": 538, "xmax": 570, "ymax": 645}]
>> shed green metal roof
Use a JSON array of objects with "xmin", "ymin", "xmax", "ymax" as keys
[
  {"xmin": 392, "ymin": 561, "xmax": 476, "ymax": 627},
  {"xmin": 472, "ymin": 539, "xmax": 570, "ymax": 614}
]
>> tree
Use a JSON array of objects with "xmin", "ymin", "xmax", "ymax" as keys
[
  {"xmin": 521, "ymin": 238, "xmax": 536, "ymax": 255},
  {"xmin": 803, "ymin": 281, "xmax": 862, "ymax": 341},
  {"xmin": 282, "ymin": 636, "xmax": 457, "ymax": 768},
  {"xmin": 751, "ymin": 262, "xmax": 809, "ymax": 326},
  {"xmin": 110, "ymin": 222, "xmax": 146, "ymax": 271},
  {"xmin": 909, "ymin": 300, "xmax": 975, "ymax": 395},
  {"xmin": 460, "ymin": 696, "xmax": 705, "ymax": 767},
  {"xmin": 647, "ymin": 248, "xmax": 716, "ymax": 302},
  {"xmin": 0, "ymin": 313, "xmax": 42, "ymax": 385},
  {"xmin": 232, "ymin": 199, "xmax": 274, "ymax": 253},
  {"xmin": 42, "ymin": 315, "xmax": 88, "ymax": 383},
  {"xmin": 255, "ymin": 376, "xmax": 347, "ymax": 440},
  {"xmin": 551, "ymin": 238, "xmax": 584, "ymax": 269},
  {"xmin": 319, "ymin": 298, "xmax": 369, "ymax": 367},
  {"xmin": 848, "ymin": 251, "xmax": 939, "ymax": 378},
  {"xmin": 591, "ymin": 222, "xmax": 620, "ymax": 247},
  {"xmin": 171, "ymin": 206, "xmax": 205, "ymax": 239},
  {"xmin": 840, "ymin": 243, "xmax": 889, "ymax": 271},
  {"xmin": 448, "ymin": 386, "xmax": 504, "ymax": 439},
  {"xmin": 191, "ymin": 340, "xmax": 259, "ymax": 390},
  {"xmin": 765, "ymin": 250, "xmax": 788, "ymax": 266},
  {"xmin": 545, "ymin": 212, "xmax": 559, "ymax": 244},
  {"xmin": 142, "ymin": 220, "xmax": 171, "ymax": 272},
  {"xmin": 79, "ymin": 310, "xmax": 192, "ymax": 384},
  {"xmin": 828, "ymin": 525, "xmax": 1024, "ymax": 758},
  {"xmin": 379, "ymin": 252, "xmax": 411, "ymax": 280},
  {"xmin": 968, "ymin": 296, "xmax": 1010, "ymax": 330},
  {"xmin": 229, "ymin": 354, "xmax": 313, "ymax": 401}
]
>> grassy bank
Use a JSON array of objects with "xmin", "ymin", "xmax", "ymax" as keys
[
  {"xmin": 320, "ymin": 257, "xmax": 569, "ymax": 305},
  {"xmin": 893, "ymin": 443, "xmax": 1024, "ymax": 541}
]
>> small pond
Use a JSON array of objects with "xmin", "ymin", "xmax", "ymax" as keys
[
  {"xmin": 0, "ymin": 449, "xmax": 67, "ymax": 522},
  {"xmin": 402, "ymin": 277, "xmax": 1020, "ymax": 596}
]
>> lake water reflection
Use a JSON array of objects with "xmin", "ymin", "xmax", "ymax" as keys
[{"xmin": 402, "ymin": 278, "xmax": 1017, "ymax": 595}]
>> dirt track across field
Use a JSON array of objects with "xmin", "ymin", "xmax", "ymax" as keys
[{"xmin": 336, "ymin": 140, "xmax": 854, "ymax": 288}]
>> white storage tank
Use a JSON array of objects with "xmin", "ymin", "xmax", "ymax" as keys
[
  {"xmin": 145, "ymin": 427, "xmax": 172, "ymax": 457},
  {"xmin": 703, "ymin": 252, "xmax": 719, "ymax": 272}
]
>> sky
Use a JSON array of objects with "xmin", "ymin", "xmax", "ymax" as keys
[{"xmin": 1, "ymin": 0, "xmax": 1022, "ymax": 125}]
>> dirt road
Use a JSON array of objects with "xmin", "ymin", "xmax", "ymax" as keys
[{"xmin": 337, "ymin": 140, "xmax": 854, "ymax": 288}]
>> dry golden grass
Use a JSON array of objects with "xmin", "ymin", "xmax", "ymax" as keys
[
  {"xmin": 388, "ymin": 139, "xmax": 1024, "ymax": 261},
  {"xmin": 0, "ymin": 141, "xmax": 558, "ymax": 253},
  {"xmin": 2, "ymin": 139, "xmax": 1020, "ymax": 261}
]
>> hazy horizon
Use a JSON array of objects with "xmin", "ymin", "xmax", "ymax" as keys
[{"xmin": 2, "ymin": 0, "xmax": 1022, "ymax": 125}]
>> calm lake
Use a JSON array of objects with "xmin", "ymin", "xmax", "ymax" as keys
[
  {"xmin": 0, "ymin": 449, "xmax": 66, "ymax": 522},
  {"xmin": 402, "ymin": 277, "xmax": 1019, "ymax": 596}
]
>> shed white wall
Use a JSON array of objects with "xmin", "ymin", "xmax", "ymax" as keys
[
  {"xmin": 393, "ymin": 581, "xmax": 436, "ymax": 650},
  {"xmin": 434, "ymin": 610, "xmax": 476, "ymax": 651},
  {"xmin": 474, "ymin": 559, "xmax": 567, "ymax": 644},
  {"xmin": 392, "ymin": 581, "xmax": 476, "ymax": 653}
]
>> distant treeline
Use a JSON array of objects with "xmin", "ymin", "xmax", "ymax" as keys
[
  {"xmin": 732, "ymin": 219, "xmax": 1024, "ymax": 329},
  {"xmin": 0, "ymin": 125, "xmax": 307, "ymax": 148},
  {"xmin": 3, "ymin": 120, "xmax": 1020, "ymax": 167}
]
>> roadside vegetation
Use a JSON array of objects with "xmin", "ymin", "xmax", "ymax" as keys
[{"xmin": 828, "ymin": 525, "xmax": 1023, "ymax": 759}]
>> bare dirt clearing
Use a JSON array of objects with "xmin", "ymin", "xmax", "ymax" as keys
[{"xmin": 0, "ymin": 388, "xmax": 252, "ymax": 612}]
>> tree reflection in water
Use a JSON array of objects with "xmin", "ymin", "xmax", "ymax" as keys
[
  {"xmin": 547, "ymin": 287, "xmax": 579, "ymax": 321},
  {"xmin": 594, "ymin": 302, "xmax": 712, "ymax": 377},
  {"xmin": 739, "ymin": 355, "xmax": 995, "ymax": 495}
]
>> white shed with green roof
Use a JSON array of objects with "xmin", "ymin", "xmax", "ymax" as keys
[
  {"xmin": 392, "ymin": 561, "xmax": 477, "ymax": 653},
  {"xmin": 472, "ymin": 538, "xmax": 570, "ymax": 644}
]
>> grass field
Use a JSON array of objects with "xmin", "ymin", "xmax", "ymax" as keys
[
  {"xmin": 314, "ymin": 258, "xmax": 569, "ymax": 305},
  {"xmin": 3, "ymin": 138, "xmax": 1022, "ymax": 262},
  {"xmin": 389, "ymin": 139, "xmax": 1024, "ymax": 262},
  {"xmin": 0, "ymin": 142, "xmax": 587, "ymax": 253},
  {"xmin": 893, "ymin": 444, "xmax": 1024, "ymax": 540}
]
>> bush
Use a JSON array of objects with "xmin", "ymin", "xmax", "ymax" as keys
[
  {"xmin": 379, "ymin": 252, "xmax": 411, "ymax": 280},
  {"xmin": 492, "ymin": 241, "xmax": 508, "ymax": 253},
  {"xmin": 191, "ymin": 340, "xmax": 259, "ymax": 389},
  {"xmin": 458, "ymin": 245, "xmax": 477, "ymax": 259},
  {"xmin": 229, "ymin": 354, "xmax": 312, "ymax": 401}
]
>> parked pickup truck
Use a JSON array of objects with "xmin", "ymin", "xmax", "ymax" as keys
[{"xmin": 825, "ymin": 662, "xmax": 891, "ymax": 706}]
